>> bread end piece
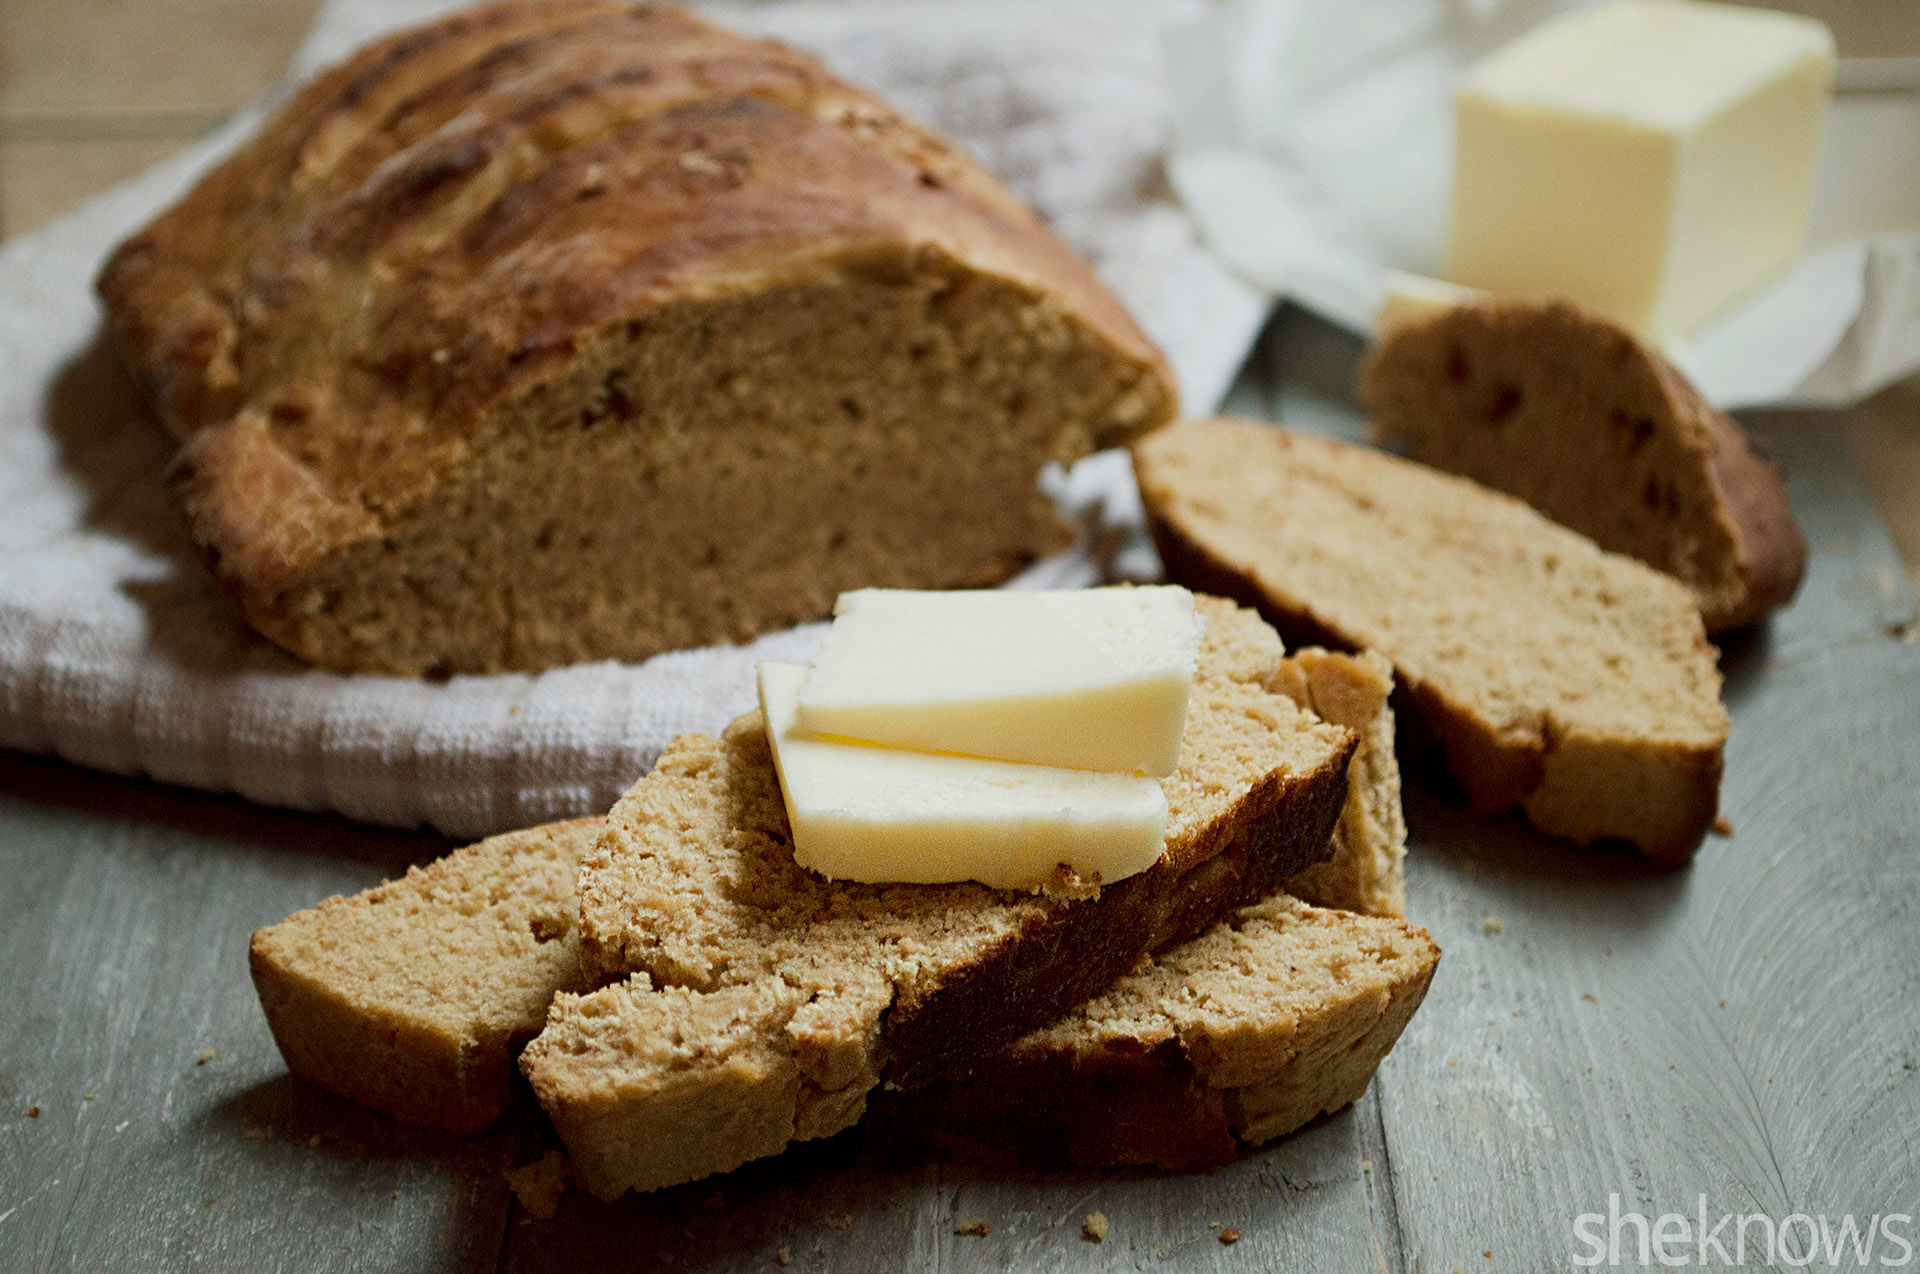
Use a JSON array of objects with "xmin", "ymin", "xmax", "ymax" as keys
[{"xmin": 1361, "ymin": 295, "xmax": 1806, "ymax": 633}]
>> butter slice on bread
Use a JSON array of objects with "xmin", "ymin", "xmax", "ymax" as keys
[
  {"xmin": 1136, "ymin": 417, "xmax": 1728, "ymax": 864},
  {"xmin": 535, "ymin": 598, "xmax": 1355, "ymax": 1197}
]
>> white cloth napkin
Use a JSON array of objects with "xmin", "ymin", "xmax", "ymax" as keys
[
  {"xmin": 0, "ymin": 0, "xmax": 1259, "ymax": 839},
  {"xmin": 1165, "ymin": 0, "xmax": 1920, "ymax": 410}
]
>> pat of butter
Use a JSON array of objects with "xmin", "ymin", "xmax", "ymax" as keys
[
  {"xmin": 1446, "ymin": 0, "xmax": 1834, "ymax": 342},
  {"xmin": 1377, "ymin": 271, "xmax": 1488, "ymax": 339},
  {"xmin": 759, "ymin": 662, "xmax": 1168, "ymax": 890},
  {"xmin": 794, "ymin": 586, "xmax": 1202, "ymax": 777}
]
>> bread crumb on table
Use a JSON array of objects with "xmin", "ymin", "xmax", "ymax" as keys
[
  {"xmin": 196, "ymin": 1049, "xmax": 218, "ymax": 1066},
  {"xmin": 775, "ymin": 1247, "xmax": 791, "ymax": 1267},
  {"xmin": 1083, "ymin": 1212, "xmax": 1108, "ymax": 1242},
  {"xmin": 1712, "ymin": 814, "xmax": 1734, "ymax": 836},
  {"xmin": 504, "ymin": 1151, "xmax": 570, "ymax": 1221},
  {"xmin": 954, "ymin": 1218, "xmax": 992, "ymax": 1237},
  {"xmin": 26, "ymin": 1106, "xmax": 39, "ymax": 1118},
  {"xmin": 1360, "ymin": 1160, "xmax": 1373, "ymax": 1173},
  {"xmin": 825, "ymin": 1213, "xmax": 853, "ymax": 1231},
  {"xmin": 1219, "ymin": 1227, "xmax": 1242, "ymax": 1245},
  {"xmin": 1482, "ymin": 916, "xmax": 1504, "ymax": 935}
]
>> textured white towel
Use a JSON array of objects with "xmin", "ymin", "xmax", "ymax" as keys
[{"xmin": 0, "ymin": 0, "xmax": 1264, "ymax": 839}]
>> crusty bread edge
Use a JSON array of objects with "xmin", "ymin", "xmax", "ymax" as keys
[
  {"xmin": 1360, "ymin": 296, "xmax": 1807, "ymax": 633},
  {"xmin": 1649, "ymin": 355, "xmax": 1809, "ymax": 631},
  {"xmin": 249, "ymin": 929, "xmax": 512, "ymax": 1137},
  {"xmin": 1226, "ymin": 917, "xmax": 1438, "ymax": 1144},
  {"xmin": 867, "ymin": 906, "xmax": 1439, "ymax": 1171},
  {"xmin": 1141, "ymin": 493, "xmax": 1721, "ymax": 865}
]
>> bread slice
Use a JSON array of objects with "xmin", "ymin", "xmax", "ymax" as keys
[
  {"xmin": 525, "ymin": 598, "xmax": 1367, "ymax": 1197},
  {"xmin": 249, "ymin": 831, "xmax": 1431, "ymax": 1171},
  {"xmin": 246, "ymin": 634, "xmax": 1407, "ymax": 1142},
  {"xmin": 249, "ymin": 819, "xmax": 600, "ymax": 1136},
  {"xmin": 875, "ymin": 895, "xmax": 1437, "ymax": 1171},
  {"xmin": 97, "ymin": 2, "xmax": 1175, "ymax": 675},
  {"xmin": 1362, "ymin": 295, "xmax": 1806, "ymax": 632},
  {"xmin": 1135, "ymin": 417, "xmax": 1728, "ymax": 864},
  {"xmin": 1272, "ymin": 648, "xmax": 1405, "ymax": 919}
]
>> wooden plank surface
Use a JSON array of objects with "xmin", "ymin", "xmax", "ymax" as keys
[{"xmin": 0, "ymin": 759, "xmax": 512, "ymax": 1273}]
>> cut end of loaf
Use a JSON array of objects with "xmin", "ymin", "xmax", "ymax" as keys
[{"xmin": 197, "ymin": 251, "xmax": 1161, "ymax": 675}]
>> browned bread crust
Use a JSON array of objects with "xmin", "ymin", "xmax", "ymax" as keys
[
  {"xmin": 876, "ymin": 897, "xmax": 1438, "ymax": 1171},
  {"xmin": 1362, "ymin": 296, "xmax": 1807, "ymax": 632},
  {"xmin": 1136, "ymin": 418, "xmax": 1728, "ymax": 865},
  {"xmin": 98, "ymin": 2, "xmax": 1175, "ymax": 675},
  {"xmin": 524, "ymin": 598, "xmax": 1364, "ymax": 1197}
]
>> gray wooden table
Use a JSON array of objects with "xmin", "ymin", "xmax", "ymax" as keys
[{"xmin": 3, "ymin": 309, "xmax": 1915, "ymax": 1273}]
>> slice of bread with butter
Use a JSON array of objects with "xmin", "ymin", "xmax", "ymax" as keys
[
  {"xmin": 535, "ymin": 597, "xmax": 1356, "ymax": 1197},
  {"xmin": 250, "ymin": 635, "xmax": 1418, "ymax": 1176}
]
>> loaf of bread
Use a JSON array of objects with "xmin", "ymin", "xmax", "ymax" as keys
[
  {"xmin": 1362, "ymin": 296, "xmax": 1806, "ymax": 632},
  {"xmin": 248, "ymin": 635, "xmax": 1409, "ymax": 1141},
  {"xmin": 1136, "ymin": 417, "xmax": 1728, "ymax": 864},
  {"xmin": 97, "ymin": 2, "xmax": 1176, "ymax": 675},
  {"xmin": 526, "ymin": 598, "xmax": 1361, "ymax": 1197}
]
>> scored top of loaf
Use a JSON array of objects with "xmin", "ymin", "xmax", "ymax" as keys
[{"xmin": 97, "ymin": 1, "xmax": 1173, "ymax": 562}]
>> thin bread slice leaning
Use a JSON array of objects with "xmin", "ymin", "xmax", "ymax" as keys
[
  {"xmin": 529, "ymin": 597, "xmax": 1361, "ymax": 1197},
  {"xmin": 1135, "ymin": 416, "xmax": 1728, "ymax": 865},
  {"xmin": 246, "ymin": 640, "xmax": 1409, "ymax": 1140},
  {"xmin": 1274, "ymin": 647, "xmax": 1405, "ymax": 919},
  {"xmin": 1361, "ymin": 295, "xmax": 1806, "ymax": 632}
]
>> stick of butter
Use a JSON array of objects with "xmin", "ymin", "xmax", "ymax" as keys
[
  {"xmin": 1446, "ymin": 0, "xmax": 1834, "ymax": 342},
  {"xmin": 793, "ymin": 586, "xmax": 1202, "ymax": 777},
  {"xmin": 759, "ymin": 663, "xmax": 1168, "ymax": 891}
]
